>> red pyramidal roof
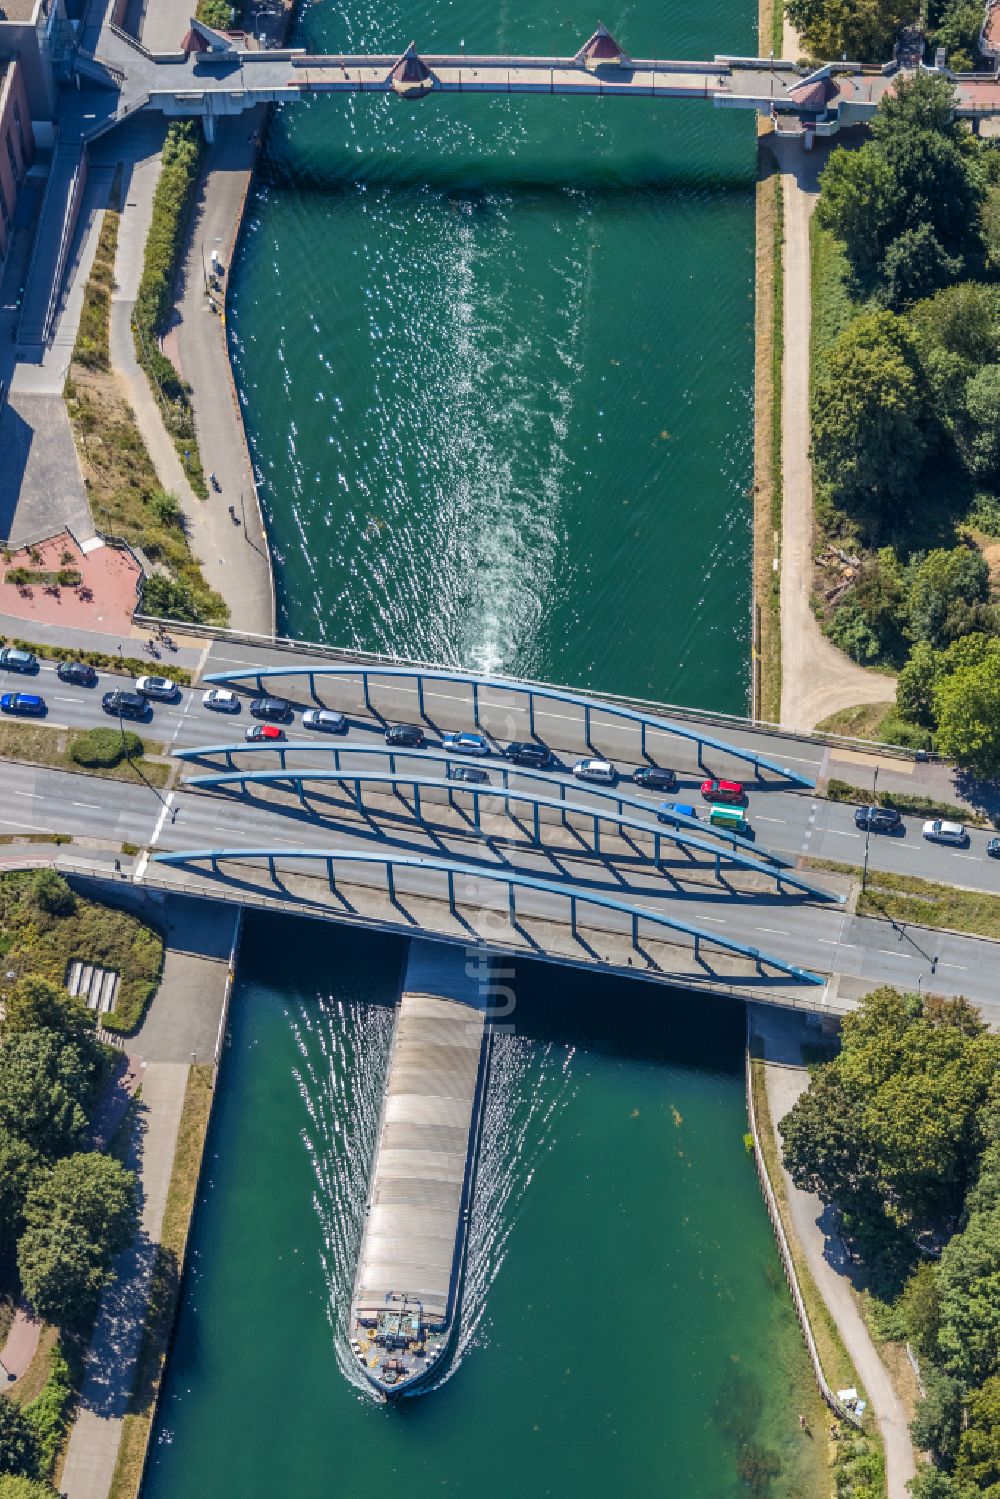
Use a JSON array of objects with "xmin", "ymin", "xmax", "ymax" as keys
[
  {"xmin": 575, "ymin": 23, "xmax": 630, "ymax": 66},
  {"xmin": 180, "ymin": 24, "xmax": 210, "ymax": 52},
  {"xmin": 388, "ymin": 43, "xmax": 434, "ymax": 94}
]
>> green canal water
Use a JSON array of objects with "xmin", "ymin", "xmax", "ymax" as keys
[
  {"xmin": 142, "ymin": 0, "xmax": 829, "ymax": 1491},
  {"xmin": 144, "ymin": 920, "xmax": 824, "ymax": 1499}
]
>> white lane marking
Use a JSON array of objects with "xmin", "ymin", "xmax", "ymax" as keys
[
  {"xmin": 825, "ymin": 829, "xmax": 862, "ymax": 839},
  {"xmin": 754, "ymin": 816, "xmax": 786, "ymax": 825},
  {"xmin": 70, "ymin": 801, "xmax": 101, "ymax": 810},
  {"xmin": 0, "ymin": 817, "xmax": 56, "ymax": 832},
  {"xmin": 941, "ymin": 963, "xmax": 968, "ymax": 971},
  {"xmin": 11, "ymin": 790, "xmax": 40, "ymax": 799},
  {"xmin": 149, "ymin": 792, "xmax": 176, "ymax": 848},
  {"xmin": 170, "ymin": 694, "xmax": 196, "ymax": 748},
  {"xmin": 133, "ymin": 851, "xmax": 149, "ymax": 881},
  {"xmin": 755, "ymin": 927, "xmax": 789, "ymax": 936},
  {"xmin": 876, "ymin": 948, "xmax": 913, "ymax": 959}
]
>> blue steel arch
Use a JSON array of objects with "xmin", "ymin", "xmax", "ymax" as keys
[
  {"xmin": 151, "ymin": 846, "xmax": 826, "ymax": 985},
  {"xmin": 200, "ymin": 664, "xmax": 814, "ymax": 787},
  {"xmin": 173, "ymin": 743, "xmax": 787, "ymax": 866},
  {"xmin": 185, "ymin": 765, "xmax": 842, "ymax": 904}
]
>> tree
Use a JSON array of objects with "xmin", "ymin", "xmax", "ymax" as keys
[
  {"xmin": 911, "ymin": 1368, "xmax": 964, "ymax": 1469},
  {"xmin": 29, "ymin": 870, "xmax": 74, "ymax": 919},
  {"xmin": 781, "ymin": 990, "xmax": 999, "ymax": 1247},
  {"xmin": 955, "ymin": 1375, "xmax": 1000, "ymax": 1493},
  {"xmin": 911, "ymin": 281, "xmax": 1000, "ymax": 369},
  {"xmin": 930, "ymin": 0, "xmax": 985, "ymax": 71},
  {"xmin": 0, "ymin": 1400, "xmax": 39, "ymax": 1480},
  {"xmin": 811, "ymin": 311, "xmax": 928, "ymax": 524},
  {"xmin": 966, "ymin": 364, "xmax": 1000, "ymax": 477},
  {"xmin": 0, "ymin": 1134, "xmax": 41, "ymax": 1267},
  {"xmin": 0, "ymin": 1480, "xmax": 59, "ymax": 1499},
  {"xmin": 880, "ymin": 224, "xmax": 963, "ymax": 309},
  {"xmin": 817, "ymin": 144, "xmax": 896, "ymax": 281},
  {"xmin": 0, "ymin": 1032, "xmax": 96, "ymax": 1159},
  {"xmin": 937, "ymin": 1206, "xmax": 1000, "ymax": 1385},
  {"xmin": 785, "ymin": 0, "xmax": 917, "ymax": 66},
  {"xmin": 934, "ymin": 645, "xmax": 1000, "ymax": 779},
  {"xmin": 1, "ymin": 977, "xmax": 94, "ymax": 1045},
  {"xmin": 905, "ymin": 547, "xmax": 991, "ymax": 649},
  {"xmin": 896, "ymin": 641, "xmax": 944, "ymax": 726},
  {"xmin": 17, "ymin": 1154, "xmax": 137, "ymax": 1328}
]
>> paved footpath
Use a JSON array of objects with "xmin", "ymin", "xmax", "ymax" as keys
[{"xmin": 752, "ymin": 1004, "xmax": 916, "ymax": 1499}]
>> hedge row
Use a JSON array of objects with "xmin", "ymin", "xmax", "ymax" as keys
[
  {"xmin": 132, "ymin": 122, "xmax": 209, "ymax": 498},
  {"xmin": 0, "ymin": 635, "xmax": 193, "ymax": 687},
  {"xmin": 825, "ymin": 777, "xmax": 992, "ymax": 827}
]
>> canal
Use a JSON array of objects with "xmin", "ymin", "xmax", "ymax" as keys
[{"xmin": 142, "ymin": 0, "xmax": 828, "ymax": 1492}]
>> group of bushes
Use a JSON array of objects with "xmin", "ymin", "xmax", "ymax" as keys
[
  {"xmin": 0, "ymin": 876, "xmax": 139, "ymax": 1492},
  {"xmin": 132, "ymin": 122, "xmax": 208, "ymax": 499},
  {"xmin": 0, "ymin": 636, "xmax": 192, "ymax": 688},
  {"xmin": 779, "ymin": 987, "xmax": 1000, "ymax": 1497},
  {"xmin": 73, "ymin": 195, "xmax": 120, "ymax": 374},
  {"xmin": 810, "ymin": 76, "xmax": 1000, "ymax": 778}
]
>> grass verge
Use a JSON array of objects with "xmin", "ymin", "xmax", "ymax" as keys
[
  {"xmin": 74, "ymin": 176, "xmax": 120, "ymax": 372},
  {"xmin": 0, "ymin": 721, "xmax": 169, "ymax": 788},
  {"xmin": 108, "ymin": 1066, "xmax": 215, "ymax": 1499},
  {"xmin": 0, "ymin": 869, "xmax": 164, "ymax": 1034},
  {"xmin": 816, "ymin": 702, "xmax": 897, "ymax": 741},
  {"xmin": 754, "ymin": 146, "xmax": 784, "ymax": 724},
  {"xmin": 132, "ymin": 122, "xmax": 209, "ymax": 499},
  {"xmin": 858, "ymin": 868, "xmax": 1000, "ymax": 940},
  {"xmin": 825, "ymin": 777, "xmax": 992, "ymax": 827}
]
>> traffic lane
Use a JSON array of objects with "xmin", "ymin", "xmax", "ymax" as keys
[
  {"xmin": 200, "ymin": 643, "xmax": 826, "ymax": 784},
  {"xmin": 808, "ymin": 799, "xmax": 1000, "ymax": 891},
  {"xmin": 0, "ymin": 762, "xmax": 163, "ymax": 843},
  {"xmin": 836, "ymin": 914, "xmax": 1000, "ymax": 1010}
]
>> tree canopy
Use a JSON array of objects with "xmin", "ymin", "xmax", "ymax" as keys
[
  {"xmin": 0, "ymin": 1402, "xmax": 39, "ymax": 1481},
  {"xmin": 0, "ymin": 1031, "xmax": 97, "ymax": 1160},
  {"xmin": 17, "ymin": 1154, "xmax": 137, "ymax": 1328},
  {"xmin": 785, "ymin": 0, "xmax": 917, "ymax": 67},
  {"xmin": 933, "ymin": 640, "xmax": 1000, "ymax": 779}
]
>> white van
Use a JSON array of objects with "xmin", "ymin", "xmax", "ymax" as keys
[{"xmin": 572, "ymin": 758, "xmax": 617, "ymax": 785}]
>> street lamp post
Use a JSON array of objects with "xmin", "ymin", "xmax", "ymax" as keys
[
  {"xmin": 118, "ymin": 706, "xmax": 176, "ymax": 824},
  {"xmin": 861, "ymin": 764, "xmax": 879, "ymax": 895}
]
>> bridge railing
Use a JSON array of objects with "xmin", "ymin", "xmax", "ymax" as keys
[
  {"xmin": 184, "ymin": 765, "xmax": 843, "ymax": 903},
  {"xmin": 201, "ymin": 663, "xmax": 817, "ymax": 787},
  {"xmin": 151, "ymin": 846, "xmax": 826, "ymax": 985}
]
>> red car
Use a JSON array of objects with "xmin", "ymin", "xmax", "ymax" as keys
[
  {"xmin": 245, "ymin": 723, "xmax": 285, "ymax": 742},
  {"xmin": 701, "ymin": 777, "xmax": 745, "ymax": 805}
]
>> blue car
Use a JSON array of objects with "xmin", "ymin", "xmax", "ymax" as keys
[
  {"xmin": 442, "ymin": 731, "xmax": 491, "ymax": 756},
  {"xmin": 657, "ymin": 801, "xmax": 698, "ymax": 823},
  {"xmin": 1, "ymin": 692, "xmax": 45, "ymax": 715}
]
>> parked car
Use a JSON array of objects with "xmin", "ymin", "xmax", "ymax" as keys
[
  {"xmin": 0, "ymin": 648, "xmax": 37, "ymax": 673},
  {"xmin": 442, "ymin": 731, "xmax": 490, "ymax": 757},
  {"xmin": 135, "ymin": 674, "xmax": 179, "ymax": 702},
  {"xmin": 56, "ymin": 660, "xmax": 97, "ymax": 687},
  {"xmin": 633, "ymin": 765, "xmax": 678, "ymax": 791},
  {"xmin": 0, "ymin": 692, "xmax": 44, "ymax": 715},
  {"xmin": 700, "ymin": 777, "xmax": 744, "ymax": 805},
  {"xmin": 102, "ymin": 689, "xmax": 149, "ymax": 721},
  {"xmin": 385, "ymin": 723, "xmax": 425, "ymax": 748},
  {"xmin": 502, "ymin": 741, "xmax": 552, "ymax": 769},
  {"xmin": 657, "ymin": 801, "xmax": 698, "ymax": 823},
  {"xmin": 202, "ymin": 687, "xmax": 241, "ymax": 713},
  {"xmin": 245, "ymin": 723, "xmax": 285, "ymax": 742},
  {"xmin": 250, "ymin": 695, "xmax": 293, "ymax": 723},
  {"xmin": 302, "ymin": 709, "xmax": 348, "ymax": 733},
  {"xmin": 922, "ymin": 819, "xmax": 968, "ymax": 846},
  {"xmin": 451, "ymin": 765, "xmax": 490, "ymax": 784},
  {"xmin": 988, "ymin": 837, "xmax": 1000, "ymax": 859},
  {"xmin": 572, "ymin": 758, "xmax": 617, "ymax": 785},
  {"xmin": 854, "ymin": 805, "xmax": 902, "ymax": 833}
]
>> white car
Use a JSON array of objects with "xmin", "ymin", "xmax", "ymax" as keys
[
  {"xmin": 202, "ymin": 687, "xmax": 241, "ymax": 713},
  {"xmin": 572, "ymin": 758, "xmax": 617, "ymax": 785},
  {"xmin": 922, "ymin": 819, "xmax": 968, "ymax": 846},
  {"xmin": 135, "ymin": 674, "xmax": 179, "ymax": 701},
  {"xmin": 302, "ymin": 709, "xmax": 347, "ymax": 733},
  {"xmin": 442, "ymin": 732, "xmax": 490, "ymax": 756}
]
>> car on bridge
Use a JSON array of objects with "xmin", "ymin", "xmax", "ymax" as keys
[
  {"xmin": 246, "ymin": 723, "xmax": 285, "ymax": 742},
  {"xmin": 657, "ymin": 801, "xmax": 698, "ymax": 822},
  {"xmin": 135, "ymin": 675, "xmax": 179, "ymax": 702},
  {"xmin": 502, "ymin": 741, "xmax": 552, "ymax": 769},
  {"xmin": 988, "ymin": 837, "xmax": 1000, "ymax": 859},
  {"xmin": 922, "ymin": 819, "xmax": 968, "ymax": 846},
  {"xmin": 854, "ymin": 805, "xmax": 902, "ymax": 833},
  {"xmin": 442, "ymin": 732, "xmax": 491, "ymax": 756},
  {"xmin": 633, "ymin": 765, "xmax": 678, "ymax": 791},
  {"xmin": 250, "ymin": 695, "xmax": 293, "ymax": 723},
  {"xmin": 0, "ymin": 692, "xmax": 45, "ymax": 716},
  {"xmin": 203, "ymin": 688, "xmax": 241, "ymax": 713},
  {"xmin": 451, "ymin": 766, "xmax": 490, "ymax": 784},
  {"xmin": 56, "ymin": 660, "xmax": 98, "ymax": 687},
  {"xmin": 102, "ymin": 689, "xmax": 149, "ymax": 721},
  {"xmin": 385, "ymin": 724, "xmax": 425, "ymax": 748},
  {"xmin": 303, "ymin": 709, "xmax": 348, "ymax": 733},
  {"xmin": 573, "ymin": 758, "xmax": 617, "ymax": 785},
  {"xmin": 0, "ymin": 648, "xmax": 38, "ymax": 673},
  {"xmin": 700, "ymin": 777, "xmax": 744, "ymax": 804}
]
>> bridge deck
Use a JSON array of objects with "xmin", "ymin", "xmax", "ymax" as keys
[{"xmin": 354, "ymin": 965, "xmax": 488, "ymax": 1326}]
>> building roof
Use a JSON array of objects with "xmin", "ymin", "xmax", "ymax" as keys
[
  {"xmin": 574, "ymin": 23, "xmax": 630, "ymax": 66},
  {"xmin": 786, "ymin": 74, "xmax": 837, "ymax": 109},
  {"xmin": 388, "ymin": 43, "xmax": 433, "ymax": 94},
  {"xmin": 180, "ymin": 26, "xmax": 210, "ymax": 52}
]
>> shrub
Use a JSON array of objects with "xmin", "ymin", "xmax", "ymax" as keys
[
  {"xmin": 68, "ymin": 728, "xmax": 143, "ymax": 769},
  {"xmin": 24, "ymin": 1340, "xmax": 74, "ymax": 1476},
  {"xmin": 30, "ymin": 870, "xmax": 75, "ymax": 918}
]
